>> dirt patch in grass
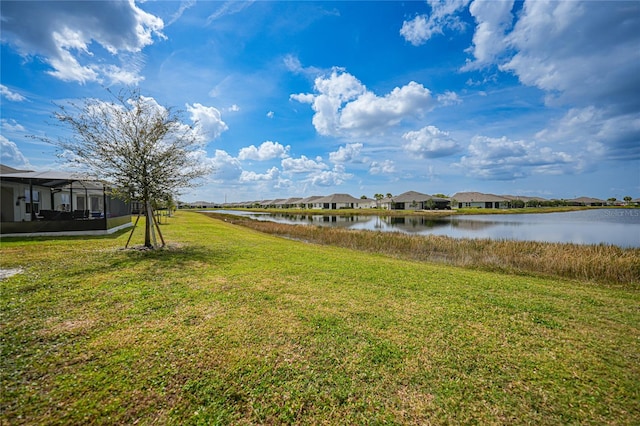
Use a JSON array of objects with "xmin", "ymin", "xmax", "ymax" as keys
[{"xmin": 0, "ymin": 268, "xmax": 23, "ymax": 280}]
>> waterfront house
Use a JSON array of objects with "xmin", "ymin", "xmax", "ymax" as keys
[
  {"xmin": 384, "ymin": 191, "xmax": 451, "ymax": 210},
  {"xmin": 451, "ymin": 192, "xmax": 510, "ymax": 209},
  {"xmin": 278, "ymin": 197, "xmax": 303, "ymax": 208},
  {"xmin": 298, "ymin": 195, "xmax": 324, "ymax": 209},
  {"xmin": 312, "ymin": 193, "xmax": 371, "ymax": 210},
  {"xmin": 501, "ymin": 195, "xmax": 547, "ymax": 207},
  {"xmin": 567, "ymin": 196, "xmax": 605, "ymax": 206},
  {"xmin": 1, "ymin": 165, "xmax": 131, "ymax": 237}
]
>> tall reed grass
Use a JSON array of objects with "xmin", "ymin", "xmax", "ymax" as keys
[{"xmin": 205, "ymin": 213, "xmax": 640, "ymax": 285}]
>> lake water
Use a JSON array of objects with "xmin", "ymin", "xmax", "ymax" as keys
[{"xmin": 210, "ymin": 209, "xmax": 640, "ymax": 248}]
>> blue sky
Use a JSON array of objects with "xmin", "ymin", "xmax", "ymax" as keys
[{"xmin": 1, "ymin": 0, "xmax": 639, "ymax": 202}]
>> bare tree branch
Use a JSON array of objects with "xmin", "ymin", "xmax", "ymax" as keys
[{"xmin": 40, "ymin": 88, "xmax": 213, "ymax": 248}]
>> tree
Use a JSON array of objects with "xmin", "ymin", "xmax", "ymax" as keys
[
  {"xmin": 608, "ymin": 197, "xmax": 617, "ymax": 205},
  {"xmin": 374, "ymin": 193, "xmax": 384, "ymax": 209},
  {"xmin": 624, "ymin": 196, "xmax": 632, "ymax": 205},
  {"xmin": 424, "ymin": 199, "xmax": 435, "ymax": 210},
  {"xmin": 49, "ymin": 89, "xmax": 211, "ymax": 248}
]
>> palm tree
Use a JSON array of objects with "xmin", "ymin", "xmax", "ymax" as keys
[{"xmin": 374, "ymin": 193, "xmax": 384, "ymax": 209}]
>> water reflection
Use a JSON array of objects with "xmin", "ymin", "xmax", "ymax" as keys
[{"xmin": 209, "ymin": 209, "xmax": 640, "ymax": 247}]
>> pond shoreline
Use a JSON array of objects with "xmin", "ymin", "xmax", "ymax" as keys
[
  {"xmin": 202, "ymin": 211, "xmax": 640, "ymax": 285},
  {"xmin": 204, "ymin": 208, "xmax": 640, "ymax": 248},
  {"xmin": 194, "ymin": 205, "xmax": 630, "ymax": 218}
]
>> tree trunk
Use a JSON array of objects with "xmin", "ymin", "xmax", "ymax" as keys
[{"xmin": 144, "ymin": 200, "xmax": 153, "ymax": 248}]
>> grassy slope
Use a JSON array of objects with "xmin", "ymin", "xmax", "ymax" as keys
[{"xmin": 1, "ymin": 211, "xmax": 639, "ymax": 425}]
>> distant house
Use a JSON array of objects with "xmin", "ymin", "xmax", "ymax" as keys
[
  {"xmin": 298, "ymin": 195, "xmax": 324, "ymax": 209},
  {"xmin": 567, "ymin": 197, "xmax": 605, "ymax": 206},
  {"xmin": 180, "ymin": 201, "xmax": 220, "ymax": 209},
  {"xmin": 501, "ymin": 195, "xmax": 547, "ymax": 206},
  {"xmin": 250, "ymin": 199, "xmax": 274, "ymax": 208},
  {"xmin": 277, "ymin": 197, "xmax": 303, "ymax": 208},
  {"xmin": 384, "ymin": 191, "xmax": 451, "ymax": 210},
  {"xmin": 1, "ymin": 165, "xmax": 131, "ymax": 237},
  {"xmin": 264, "ymin": 198, "xmax": 285, "ymax": 208},
  {"xmin": 312, "ymin": 193, "xmax": 373, "ymax": 210},
  {"xmin": 451, "ymin": 192, "xmax": 510, "ymax": 209}
]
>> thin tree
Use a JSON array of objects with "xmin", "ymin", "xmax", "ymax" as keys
[
  {"xmin": 374, "ymin": 193, "xmax": 384, "ymax": 209},
  {"xmin": 48, "ymin": 89, "xmax": 212, "ymax": 248}
]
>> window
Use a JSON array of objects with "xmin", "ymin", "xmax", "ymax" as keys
[
  {"xmin": 90, "ymin": 196, "xmax": 102, "ymax": 212},
  {"xmin": 25, "ymin": 190, "xmax": 40, "ymax": 214},
  {"xmin": 60, "ymin": 194, "xmax": 70, "ymax": 211}
]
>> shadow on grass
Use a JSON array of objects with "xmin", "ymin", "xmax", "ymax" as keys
[
  {"xmin": 0, "ymin": 227, "xmax": 133, "ymax": 243},
  {"xmin": 120, "ymin": 244, "xmax": 226, "ymax": 265},
  {"xmin": 56, "ymin": 244, "xmax": 234, "ymax": 282}
]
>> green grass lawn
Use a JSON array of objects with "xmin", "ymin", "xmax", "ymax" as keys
[{"xmin": 1, "ymin": 211, "xmax": 639, "ymax": 424}]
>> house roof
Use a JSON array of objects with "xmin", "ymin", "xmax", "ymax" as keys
[
  {"xmin": 299, "ymin": 195, "xmax": 324, "ymax": 203},
  {"xmin": 501, "ymin": 195, "xmax": 547, "ymax": 202},
  {"xmin": 391, "ymin": 191, "xmax": 430, "ymax": 203},
  {"xmin": 314, "ymin": 193, "xmax": 363, "ymax": 204},
  {"xmin": 0, "ymin": 164, "xmax": 32, "ymax": 174},
  {"xmin": 281, "ymin": 197, "xmax": 302, "ymax": 204},
  {"xmin": 569, "ymin": 196, "xmax": 604, "ymax": 203},
  {"xmin": 267, "ymin": 198, "xmax": 286, "ymax": 205},
  {"xmin": 0, "ymin": 169, "xmax": 101, "ymax": 189},
  {"xmin": 391, "ymin": 191, "xmax": 449, "ymax": 203},
  {"xmin": 451, "ymin": 192, "xmax": 510, "ymax": 203}
]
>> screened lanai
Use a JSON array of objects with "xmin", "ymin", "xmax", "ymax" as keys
[{"xmin": 0, "ymin": 167, "xmax": 131, "ymax": 237}]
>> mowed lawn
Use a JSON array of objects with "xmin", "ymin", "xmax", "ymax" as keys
[{"xmin": 1, "ymin": 211, "xmax": 638, "ymax": 425}]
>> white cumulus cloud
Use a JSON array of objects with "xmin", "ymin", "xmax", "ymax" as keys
[
  {"xmin": 240, "ymin": 167, "xmax": 280, "ymax": 182},
  {"xmin": 0, "ymin": 85, "xmax": 26, "ymax": 102},
  {"xmin": 238, "ymin": 141, "xmax": 290, "ymax": 161},
  {"xmin": 329, "ymin": 143, "xmax": 363, "ymax": 163},
  {"xmin": 400, "ymin": 0, "xmax": 470, "ymax": 46},
  {"xmin": 0, "ymin": 1, "xmax": 164, "ymax": 84},
  {"xmin": 501, "ymin": 1, "xmax": 640, "ymax": 110},
  {"xmin": 292, "ymin": 70, "xmax": 434, "ymax": 137},
  {"xmin": 462, "ymin": 0, "xmax": 515, "ymax": 70},
  {"xmin": 403, "ymin": 126, "xmax": 461, "ymax": 158},
  {"xmin": 0, "ymin": 135, "xmax": 31, "ymax": 168},
  {"xmin": 369, "ymin": 160, "xmax": 395, "ymax": 175},
  {"xmin": 459, "ymin": 135, "xmax": 576, "ymax": 180},
  {"xmin": 209, "ymin": 149, "xmax": 242, "ymax": 183},
  {"xmin": 496, "ymin": 1, "xmax": 640, "ymax": 160},
  {"xmin": 307, "ymin": 165, "xmax": 352, "ymax": 187},
  {"xmin": 186, "ymin": 103, "xmax": 228, "ymax": 141},
  {"xmin": 281, "ymin": 155, "xmax": 328, "ymax": 174},
  {"xmin": 1, "ymin": 119, "xmax": 26, "ymax": 133},
  {"xmin": 437, "ymin": 91, "xmax": 462, "ymax": 106}
]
